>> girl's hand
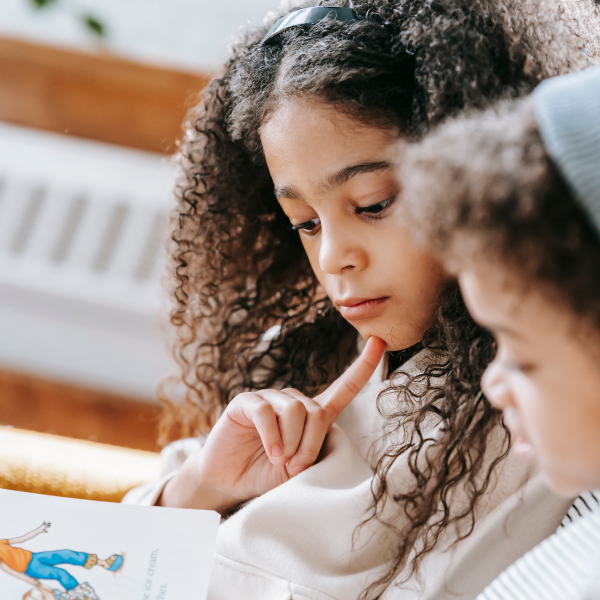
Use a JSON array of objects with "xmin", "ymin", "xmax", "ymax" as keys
[
  {"xmin": 160, "ymin": 337, "xmax": 386, "ymax": 514},
  {"xmin": 38, "ymin": 523, "xmax": 50, "ymax": 533}
]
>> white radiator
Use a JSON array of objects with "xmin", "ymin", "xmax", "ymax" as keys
[{"xmin": 0, "ymin": 122, "xmax": 174, "ymax": 401}]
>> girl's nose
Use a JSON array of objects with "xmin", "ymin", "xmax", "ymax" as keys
[
  {"xmin": 318, "ymin": 223, "xmax": 367, "ymax": 275},
  {"xmin": 481, "ymin": 360, "xmax": 514, "ymax": 411}
]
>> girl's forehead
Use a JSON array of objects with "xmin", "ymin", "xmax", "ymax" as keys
[
  {"xmin": 261, "ymin": 99, "xmax": 399, "ymax": 191},
  {"xmin": 459, "ymin": 264, "xmax": 586, "ymax": 354},
  {"xmin": 261, "ymin": 97, "xmax": 398, "ymax": 146}
]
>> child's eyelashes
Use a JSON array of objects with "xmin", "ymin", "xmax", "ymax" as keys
[
  {"xmin": 355, "ymin": 196, "xmax": 396, "ymax": 220},
  {"xmin": 500, "ymin": 357, "xmax": 537, "ymax": 375},
  {"xmin": 289, "ymin": 197, "xmax": 396, "ymax": 234},
  {"xmin": 290, "ymin": 217, "xmax": 321, "ymax": 235},
  {"xmin": 494, "ymin": 342, "xmax": 538, "ymax": 375}
]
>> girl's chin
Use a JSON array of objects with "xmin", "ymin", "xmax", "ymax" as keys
[
  {"xmin": 544, "ymin": 468, "xmax": 591, "ymax": 498},
  {"xmin": 356, "ymin": 327, "xmax": 423, "ymax": 353}
]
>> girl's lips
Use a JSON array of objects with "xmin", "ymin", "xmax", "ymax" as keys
[
  {"xmin": 338, "ymin": 297, "xmax": 389, "ymax": 320},
  {"xmin": 513, "ymin": 434, "xmax": 535, "ymax": 459},
  {"xmin": 502, "ymin": 411, "xmax": 534, "ymax": 459}
]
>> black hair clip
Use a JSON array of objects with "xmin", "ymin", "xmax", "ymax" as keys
[{"xmin": 262, "ymin": 6, "xmax": 369, "ymax": 45}]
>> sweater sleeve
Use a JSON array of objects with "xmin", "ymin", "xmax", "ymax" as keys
[{"xmin": 121, "ymin": 436, "xmax": 206, "ymax": 506}]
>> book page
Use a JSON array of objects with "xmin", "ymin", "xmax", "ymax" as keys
[{"xmin": 0, "ymin": 489, "xmax": 220, "ymax": 600}]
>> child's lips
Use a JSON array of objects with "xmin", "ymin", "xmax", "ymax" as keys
[
  {"xmin": 337, "ymin": 297, "xmax": 390, "ymax": 320},
  {"xmin": 502, "ymin": 410, "xmax": 534, "ymax": 458},
  {"xmin": 513, "ymin": 434, "xmax": 535, "ymax": 459}
]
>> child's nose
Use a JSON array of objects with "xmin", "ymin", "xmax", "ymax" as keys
[
  {"xmin": 319, "ymin": 223, "xmax": 367, "ymax": 275},
  {"xmin": 481, "ymin": 361, "xmax": 513, "ymax": 411}
]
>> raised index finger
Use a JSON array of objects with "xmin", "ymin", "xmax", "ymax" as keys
[{"xmin": 316, "ymin": 336, "xmax": 386, "ymax": 426}]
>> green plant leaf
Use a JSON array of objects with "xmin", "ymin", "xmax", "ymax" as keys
[
  {"xmin": 82, "ymin": 15, "xmax": 106, "ymax": 37},
  {"xmin": 30, "ymin": 0, "xmax": 57, "ymax": 9}
]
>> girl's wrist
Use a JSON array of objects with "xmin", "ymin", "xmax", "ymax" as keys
[{"xmin": 158, "ymin": 461, "xmax": 236, "ymax": 515}]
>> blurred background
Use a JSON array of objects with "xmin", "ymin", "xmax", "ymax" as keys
[{"xmin": 0, "ymin": 0, "xmax": 275, "ymax": 473}]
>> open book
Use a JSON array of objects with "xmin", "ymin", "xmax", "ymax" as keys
[{"xmin": 0, "ymin": 489, "xmax": 220, "ymax": 600}]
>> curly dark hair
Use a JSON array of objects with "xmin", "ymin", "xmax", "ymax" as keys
[
  {"xmin": 160, "ymin": 0, "xmax": 599, "ymax": 595},
  {"xmin": 398, "ymin": 98, "xmax": 600, "ymax": 333}
]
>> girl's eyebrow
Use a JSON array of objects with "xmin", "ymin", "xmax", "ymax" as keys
[
  {"xmin": 322, "ymin": 160, "xmax": 392, "ymax": 191},
  {"xmin": 275, "ymin": 185, "xmax": 303, "ymax": 200},
  {"xmin": 488, "ymin": 322, "xmax": 525, "ymax": 341},
  {"xmin": 274, "ymin": 161, "xmax": 392, "ymax": 199}
]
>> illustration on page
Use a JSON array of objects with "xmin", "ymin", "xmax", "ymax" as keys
[
  {"xmin": 0, "ymin": 489, "xmax": 220, "ymax": 600},
  {"xmin": 1, "ymin": 522, "xmax": 123, "ymax": 600}
]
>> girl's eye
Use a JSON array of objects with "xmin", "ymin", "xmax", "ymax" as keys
[
  {"xmin": 290, "ymin": 217, "xmax": 321, "ymax": 234},
  {"xmin": 289, "ymin": 197, "xmax": 395, "ymax": 233},
  {"xmin": 356, "ymin": 196, "xmax": 396, "ymax": 218},
  {"xmin": 500, "ymin": 357, "xmax": 537, "ymax": 375}
]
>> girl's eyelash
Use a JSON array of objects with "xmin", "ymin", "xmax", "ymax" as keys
[
  {"xmin": 500, "ymin": 357, "xmax": 536, "ymax": 374},
  {"xmin": 355, "ymin": 196, "xmax": 396, "ymax": 218},
  {"xmin": 290, "ymin": 217, "xmax": 321, "ymax": 233},
  {"xmin": 290, "ymin": 197, "xmax": 396, "ymax": 233}
]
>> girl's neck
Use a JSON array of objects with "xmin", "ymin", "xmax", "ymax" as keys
[{"xmin": 387, "ymin": 341, "xmax": 423, "ymax": 377}]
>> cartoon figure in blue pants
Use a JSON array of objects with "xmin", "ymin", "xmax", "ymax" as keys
[{"xmin": 0, "ymin": 522, "xmax": 123, "ymax": 598}]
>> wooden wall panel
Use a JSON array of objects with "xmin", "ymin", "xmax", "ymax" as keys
[
  {"xmin": 0, "ymin": 36, "xmax": 211, "ymax": 153},
  {"xmin": 0, "ymin": 369, "xmax": 161, "ymax": 452}
]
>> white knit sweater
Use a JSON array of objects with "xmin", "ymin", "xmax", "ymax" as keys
[
  {"xmin": 477, "ymin": 500, "xmax": 600, "ymax": 600},
  {"xmin": 124, "ymin": 350, "xmax": 573, "ymax": 600}
]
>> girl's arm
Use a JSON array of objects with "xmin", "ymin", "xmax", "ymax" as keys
[
  {"xmin": 0, "ymin": 562, "xmax": 40, "ymax": 587},
  {"xmin": 8, "ymin": 522, "xmax": 50, "ymax": 545}
]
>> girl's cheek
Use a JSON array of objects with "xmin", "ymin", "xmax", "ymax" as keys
[{"xmin": 301, "ymin": 238, "xmax": 323, "ymax": 278}]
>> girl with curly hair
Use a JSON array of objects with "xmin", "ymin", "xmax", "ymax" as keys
[
  {"xmin": 124, "ymin": 1, "xmax": 600, "ymax": 598},
  {"xmin": 396, "ymin": 64, "xmax": 600, "ymax": 600}
]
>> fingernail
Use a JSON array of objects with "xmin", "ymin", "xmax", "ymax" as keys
[
  {"xmin": 289, "ymin": 465, "xmax": 306, "ymax": 477},
  {"xmin": 271, "ymin": 445, "xmax": 283, "ymax": 458}
]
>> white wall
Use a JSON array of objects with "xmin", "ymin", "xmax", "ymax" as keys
[
  {"xmin": 0, "ymin": 0, "xmax": 280, "ymax": 72},
  {"xmin": 0, "ymin": 0, "xmax": 289, "ymax": 399},
  {"xmin": 0, "ymin": 123, "xmax": 174, "ymax": 400}
]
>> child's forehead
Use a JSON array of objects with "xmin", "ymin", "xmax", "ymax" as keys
[
  {"xmin": 459, "ymin": 265, "xmax": 523, "ymax": 317},
  {"xmin": 459, "ymin": 264, "xmax": 540, "ymax": 328},
  {"xmin": 459, "ymin": 262, "xmax": 589, "ymax": 348}
]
